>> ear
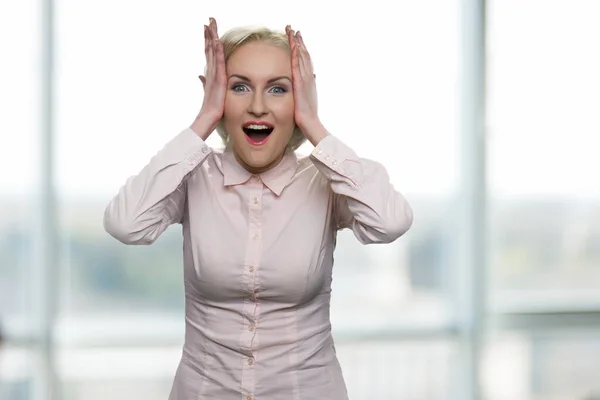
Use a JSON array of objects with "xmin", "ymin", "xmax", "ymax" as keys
[{"xmin": 198, "ymin": 75, "xmax": 206, "ymax": 88}]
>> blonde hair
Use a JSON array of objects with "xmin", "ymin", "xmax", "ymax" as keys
[{"xmin": 215, "ymin": 26, "xmax": 307, "ymax": 151}]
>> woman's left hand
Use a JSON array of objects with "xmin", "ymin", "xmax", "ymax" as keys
[{"xmin": 286, "ymin": 26, "xmax": 325, "ymax": 143}]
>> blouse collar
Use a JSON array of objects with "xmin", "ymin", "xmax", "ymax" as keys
[{"xmin": 222, "ymin": 147, "xmax": 298, "ymax": 196}]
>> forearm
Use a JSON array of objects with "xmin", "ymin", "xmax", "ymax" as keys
[
  {"xmin": 300, "ymin": 119, "xmax": 330, "ymax": 147},
  {"xmin": 310, "ymin": 135, "xmax": 413, "ymax": 244},
  {"xmin": 190, "ymin": 112, "xmax": 220, "ymax": 141}
]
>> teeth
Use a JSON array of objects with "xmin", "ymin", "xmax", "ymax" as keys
[{"xmin": 245, "ymin": 124, "xmax": 271, "ymax": 130}]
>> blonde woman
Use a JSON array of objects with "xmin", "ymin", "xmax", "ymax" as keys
[{"xmin": 104, "ymin": 17, "xmax": 413, "ymax": 400}]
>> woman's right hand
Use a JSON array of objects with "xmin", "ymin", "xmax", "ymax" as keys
[{"xmin": 192, "ymin": 17, "xmax": 226, "ymax": 139}]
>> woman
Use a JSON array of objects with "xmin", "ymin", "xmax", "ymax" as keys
[{"xmin": 104, "ymin": 17, "xmax": 413, "ymax": 400}]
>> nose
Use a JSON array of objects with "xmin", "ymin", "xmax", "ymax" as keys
[{"xmin": 248, "ymin": 92, "xmax": 267, "ymax": 117}]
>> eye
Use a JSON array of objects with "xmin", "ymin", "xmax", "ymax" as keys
[
  {"xmin": 270, "ymin": 86, "xmax": 287, "ymax": 94},
  {"xmin": 231, "ymin": 84, "xmax": 249, "ymax": 92}
]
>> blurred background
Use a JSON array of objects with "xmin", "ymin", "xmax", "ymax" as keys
[{"xmin": 1, "ymin": 0, "xmax": 599, "ymax": 399}]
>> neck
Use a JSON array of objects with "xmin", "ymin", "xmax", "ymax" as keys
[{"xmin": 233, "ymin": 150, "xmax": 286, "ymax": 175}]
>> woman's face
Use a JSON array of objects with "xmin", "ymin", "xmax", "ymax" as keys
[{"xmin": 223, "ymin": 41, "xmax": 295, "ymax": 174}]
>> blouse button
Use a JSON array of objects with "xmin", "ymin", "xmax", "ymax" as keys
[
  {"xmin": 249, "ymin": 266, "xmax": 255, "ymax": 273},
  {"xmin": 253, "ymin": 233, "xmax": 259, "ymax": 241},
  {"xmin": 247, "ymin": 357, "xmax": 254, "ymax": 365},
  {"xmin": 247, "ymin": 396, "xmax": 253, "ymax": 400},
  {"xmin": 248, "ymin": 323, "xmax": 255, "ymax": 332},
  {"xmin": 253, "ymin": 196, "xmax": 259, "ymax": 204}
]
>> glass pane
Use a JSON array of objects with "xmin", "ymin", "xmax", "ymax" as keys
[
  {"xmin": 337, "ymin": 340, "xmax": 457, "ymax": 399},
  {"xmin": 0, "ymin": 346, "xmax": 35, "ymax": 400},
  {"xmin": 483, "ymin": 330, "xmax": 600, "ymax": 400},
  {"xmin": 56, "ymin": 0, "xmax": 459, "ymax": 338},
  {"xmin": 58, "ymin": 347, "xmax": 180, "ymax": 400},
  {"xmin": 0, "ymin": 0, "xmax": 40, "ymax": 334},
  {"xmin": 487, "ymin": 0, "xmax": 600, "ymax": 309}
]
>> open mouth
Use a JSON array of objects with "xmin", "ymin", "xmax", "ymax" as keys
[{"xmin": 243, "ymin": 123, "xmax": 274, "ymax": 146}]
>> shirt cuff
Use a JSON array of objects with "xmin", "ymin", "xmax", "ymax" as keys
[
  {"xmin": 310, "ymin": 135, "xmax": 363, "ymax": 187},
  {"xmin": 159, "ymin": 127, "xmax": 213, "ymax": 173}
]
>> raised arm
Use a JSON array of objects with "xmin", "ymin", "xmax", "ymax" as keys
[
  {"xmin": 285, "ymin": 25, "xmax": 412, "ymax": 244},
  {"xmin": 104, "ymin": 17, "xmax": 227, "ymax": 245},
  {"xmin": 310, "ymin": 135, "xmax": 413, "ymax": 244},
  {"xmin": 103, "ymin": 126, "xmax": 212, "ymax": 245}
]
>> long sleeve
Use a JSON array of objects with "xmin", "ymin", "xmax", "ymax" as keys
[
  {"xmin": 309, "ymin": 135, "xmax": 413, "ymax": 244},
  {"xmin": 103, "ymin": 128, "xmax": 212, "ymax": 245}
]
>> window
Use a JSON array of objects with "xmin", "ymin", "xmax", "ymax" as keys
[
  {"xmin": 0, "ymin": 346, "xmax": 34, "ymax": 400},
  {"xmin": 487, "ymin": 0, "xmax": 600, "ymax": 311},
  {"xmin": 3, "ymin": 0, "xmax": 598, "ymax": 399},
  {"xmin": 483, "ymin": 331, "xmax": 600, "ymax": 400},
  {"xmin": 0, "ymin": 0, "xmax": 40, "ymax": 353},
  {"xmin": 485, "ymin": 1, "xmax": 600, "ymax": 398}
]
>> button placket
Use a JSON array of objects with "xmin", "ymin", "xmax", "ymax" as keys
[{"xmin": 240, "ymin": 182, "xmax": 263, "ymax": 397}]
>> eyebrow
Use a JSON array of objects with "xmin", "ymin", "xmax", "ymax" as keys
[{"xmin": 228, "ymin": 74, "xmax": 291, "ymax": 83}]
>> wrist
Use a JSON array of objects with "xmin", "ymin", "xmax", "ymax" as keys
[
  {"xmin": 300, "ymin": 118, "xmax": 329, "ymax": 147},
  {"xmin": 190, "ymin": 112, "xmax": 220, "ymax": 141}
]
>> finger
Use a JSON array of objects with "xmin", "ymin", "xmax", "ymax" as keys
[
  {"xmin": 210, "ymin": 17, "xmax": 219, "ymax": 40},
  {"xmin": 206, "ymin": 18, "xmax": 214, "ymax": 46},
  {"xmin": 296, "ymin": 31, "xmax": 311, "ymax": 76},
  {"xmin": 297, "ymin": 30, "xmax": 305, "ymax": 47},
  {"xmin": 206, "ymin": 29, "xmax": 215, "ymax": 78},
  {"xmin": 215, "ymin": 39, "xmax": 226, "ymax": 84},
  {"xmin": 286, "ymin": 26, "xmax": 294, "ymax": 52},
  {"xmin": 298, "ymin": 31, "xmax": 311, "ymax": 61},
  {"xmin": 204, "ymin": 25, "xmax": 209, "ymax": 55},
  {"xmin": 292, "ymin": 29, "xmax": 300, "ymax": 48},
  {"xmin": 207, "ymin": 19, "xmax": 220, "ymax": 75},
  {"xmin": 206, "ymin": 23, "xmax": 213, "ymax": 49},
  {"xmin": 206, "ymin": 19, "xmax": 214, "ymax": 41},
  {"xmin": 212, "ymin": 17, "xmax": 219, "ymax": 37},
  {"xmin": 291, "ymin": 41, "xmax": 301, "ymax": 88},
  {"xmin": 210, "ymin": 18, "xmax": 220, "ymax": 74},
  {"xmin": 297, "ymin": 32, "xmax": 311, "ymax": 66}
]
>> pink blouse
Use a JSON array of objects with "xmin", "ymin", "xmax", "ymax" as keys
[{"xmin": 103, "ymin": 127, "xmax": 413, "ymax": 400}]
